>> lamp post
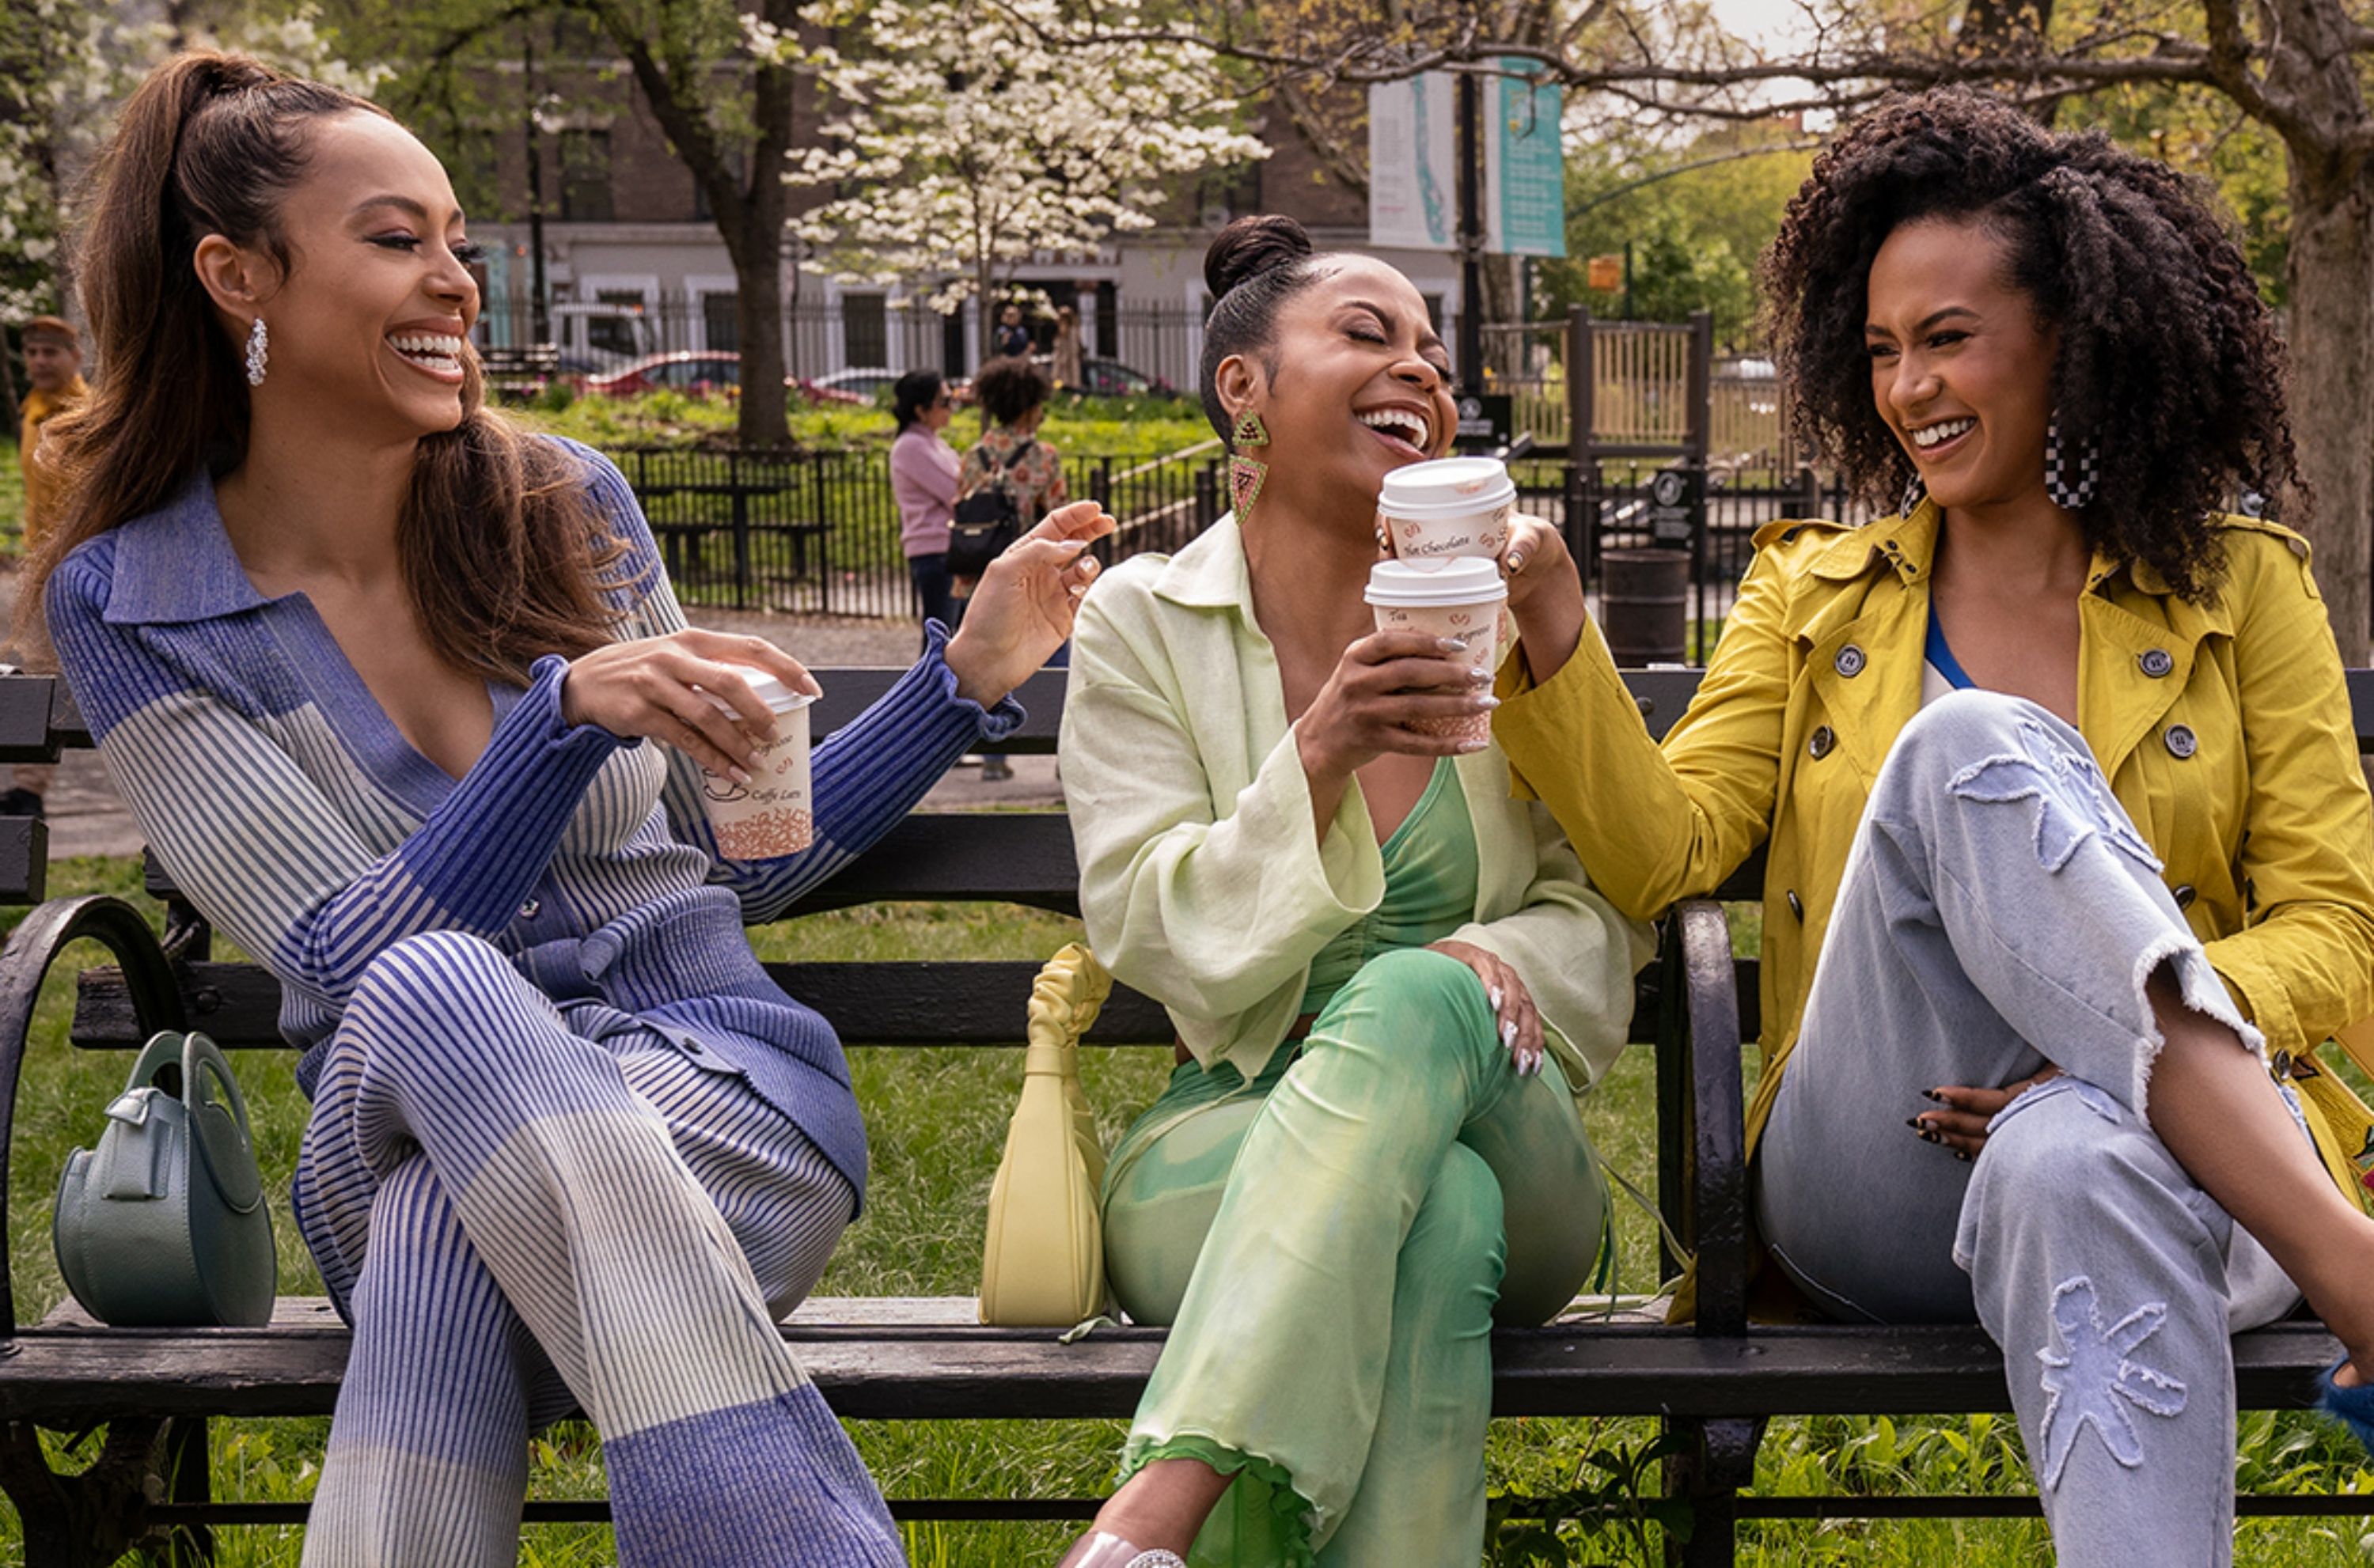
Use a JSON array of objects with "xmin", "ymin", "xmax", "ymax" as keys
[{"xmin": 1455, "ymin": 72, "xmax": 1485, "ymax": 396}]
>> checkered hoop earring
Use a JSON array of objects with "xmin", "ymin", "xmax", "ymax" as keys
[
  {"xmin": 1899, "ymin": 472, "xmax": 1927, "ymax": 517},
  {"xmin": 2045, "ymin": 417, "xmax": 2099, "ymax": 510}
]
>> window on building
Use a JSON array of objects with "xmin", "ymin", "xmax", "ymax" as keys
[
  {"xmin": 702, "ymin": 293, "xmax": 740, "ymax": 354},
  {"xmin": 843, "ymin": 293, "xmax": 888, "ymax": 368},
  {"xmin": 559, "ymin": 130, "xmax": 613, "ymax": 222}
]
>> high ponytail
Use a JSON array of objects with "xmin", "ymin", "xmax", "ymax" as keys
[{"xmin": 33, "ymin": 51, "xmax": 626, "ymax": 683}]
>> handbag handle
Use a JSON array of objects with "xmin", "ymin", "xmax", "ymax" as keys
[{"xmin": 181, "ymin": 1031, "xmax": 267, "ymax": 1215}]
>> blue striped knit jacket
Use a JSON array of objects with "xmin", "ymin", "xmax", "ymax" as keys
[{"xmin": 46, "ymin": 437, "xmax": 1021, "ymax": 1203}]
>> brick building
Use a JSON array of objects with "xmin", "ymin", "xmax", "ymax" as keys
[{"xmin": 459, "ymin": 51, "xmax": 1467, "ymax": 388}]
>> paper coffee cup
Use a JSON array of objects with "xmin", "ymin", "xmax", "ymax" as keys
[
  {"xmin": 1366, "ymin": 559, "xmax": 1507, "ymax": 745},
  {"xmin": 1379, "ymin": 456, "xmax": 1517, "ymax": 566},
  {"xmin": 699, "ymin": 669, "xmax": 819, "ymax": 859}
]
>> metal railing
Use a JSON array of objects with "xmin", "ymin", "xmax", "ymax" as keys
[{"xmin": 603, "ymin": 441, "xmax": 1862, "ymax": 655}]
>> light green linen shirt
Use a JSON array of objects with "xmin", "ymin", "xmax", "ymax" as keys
[{"xmin": 1059, "ymin": 516, "xmax": 1654, "ymax": 1098}]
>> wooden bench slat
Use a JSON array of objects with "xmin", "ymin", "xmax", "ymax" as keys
[
  {"xmin": 71, "ymin": 957, "xmax": 1763, "ymax": 1050},
  {"xmin": 2, "ymin": 1318, "xmax": 2337, "ymax": 1425}
]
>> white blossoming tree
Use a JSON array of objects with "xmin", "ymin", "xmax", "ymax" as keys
[{"xmin": 770, "ymin": 0, "xmax": 1268, "ymax": 348}]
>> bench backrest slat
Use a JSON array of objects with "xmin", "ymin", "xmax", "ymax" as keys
[{"xmin": 70, "ymin": 956, "xmax": 1761, "ymax": 1051}]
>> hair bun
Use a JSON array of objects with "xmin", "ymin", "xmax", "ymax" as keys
[{"xmin": 1204, "ymin": 215, "xmax": 1314, "ymax": 301}]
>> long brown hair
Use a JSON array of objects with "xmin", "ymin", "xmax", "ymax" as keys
[{"xmin": 32, "ymin": 51, "xmax": 624, "ymax": 681}]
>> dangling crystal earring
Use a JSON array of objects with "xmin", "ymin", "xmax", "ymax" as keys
[
  {"xmin": 1227, "ymin": 409, "xmax": 1269, "ymax": 521},
  {"xmin": 245, "ymin": 316, "xmax": 270, "ymax": 388},
  {"xmin": 1899, "ymin": 471, "xmax": 1927, "ymax": 517},
  {"xmin": 2044, "ymin": 416, "xmax": 2098, "ymax": 509}
]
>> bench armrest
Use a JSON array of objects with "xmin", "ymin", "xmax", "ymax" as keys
[
  {"xmin": 0, "ymin": 897, "xmax": 187, "ymax": 1343},
  {"xmin": 1655, "ymin": 897, "xmax": 1750, "ymax": 1337}
]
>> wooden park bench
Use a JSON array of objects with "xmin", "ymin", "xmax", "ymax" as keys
[{"xmin": 0, "ymin": 665, "xmax": 2367, "ymax": 1566}]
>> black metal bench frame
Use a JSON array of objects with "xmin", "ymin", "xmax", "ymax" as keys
[{"xmin": 0, "ymin": 666, "xmax": 2369, "ymax": 1567}]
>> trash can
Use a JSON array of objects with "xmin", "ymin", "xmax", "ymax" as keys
[{"xmin": 1600, "ymin": 549, "xmax": 1689, "ymax": 665}]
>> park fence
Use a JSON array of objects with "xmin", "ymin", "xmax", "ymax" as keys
[{"xmin": 604, "ymin": 442, "xmax": 1858, "ymax": 659}]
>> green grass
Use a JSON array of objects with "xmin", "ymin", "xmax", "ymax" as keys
[
  {"xmin": 0, "ymin": 437, "xmax": 22, "ymax": 551},
  {"xmin": 6, "ymin": 867, "xmax": 2374, "ymax": 1563}
]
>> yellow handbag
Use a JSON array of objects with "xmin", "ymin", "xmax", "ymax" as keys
[{"xmin": 980, "ymin": 943, "xmax": 1113, "ymax": 1325}]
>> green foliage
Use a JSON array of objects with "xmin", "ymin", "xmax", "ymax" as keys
[
  {"xmin": 510, "ymin": 392, "xmax": 1212, "ymax": 462},
  {"xmin": 1541, "ymin": 123, "xmax": 1814, "ymax": 347}
]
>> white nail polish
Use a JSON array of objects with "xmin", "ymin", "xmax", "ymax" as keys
[
  {"xmin": 1500, "ymin": 1020, "xmax": 1517, "ymax": 1049},
  {"xmin": 1489, "ymin": 986, "xmax": 1504, "ymax": 1010}
]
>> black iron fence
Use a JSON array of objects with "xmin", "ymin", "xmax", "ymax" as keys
[
  {"xmin": 605, "ymin": 441, "xmax": 1227, "ymax": 618},
  {"xmin": 607, "ymin": 444, "xmax": 1860, "ymax": 660}
]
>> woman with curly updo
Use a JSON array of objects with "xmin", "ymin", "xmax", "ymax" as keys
[
  {"xmin": 1488, "ymin": 89, "xmax": 2374, "ymax": 1562},
  {"xmin": 1054, "ymin": 215, "xmax": 1643, "ymax": 1567}
]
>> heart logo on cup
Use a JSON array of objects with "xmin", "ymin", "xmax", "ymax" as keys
[
  {"xmin": 1403, "ymin": 524, "xmax": 1420, "ymax": 541},
  {"xmin": 1448, "ymin": 612, "xmax": 1472, "ymax": 627}
]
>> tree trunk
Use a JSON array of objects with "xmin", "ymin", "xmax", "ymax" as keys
[
  {"xmin": 730, "ymin": 226, "xmax": 791, "ymax": 451},
  {"xmin": 2282, "ymin": 163, "xmax": 2374, "ymax": 663}
]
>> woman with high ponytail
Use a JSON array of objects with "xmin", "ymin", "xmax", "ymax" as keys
[{"xmin": 44, "ymin": 51, "xmax": 1109, "ymax": 1565}]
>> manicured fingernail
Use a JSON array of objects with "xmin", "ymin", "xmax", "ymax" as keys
[
  {"xmin": 1921, "ymin": 1089, "xmax": 1945, "ymax": 1104},
  {"xmin": 1458, "ymin": 738, "xmax": 1490, "ymax": 752},
  {"xmin": 1467, "ymin": 667, "xmax": 1492, "ymax": 684},
  {"xmin": 1906, "ymin": 1116, "xmax": 1926, "ymax": 1131},
  {"xmin": 1921, "ymin": 1130, "xmax": 1943, "ymax": 1144},
  {"xmin": 1472, "ymin": 694, "xmax": 1500, "ymax": 710},
  {"xmin": 1439, "ymin": 636, "xmax": 1470, "ymax": 653},
  {"xmin": 729, "ymin": 765, "xmax": 753, "ymax": 786},
  {"xmin": 1500, "ymin": 1020, "xmax": 1518, "ymax": 1049},
  {"xmin": 1507, "ymin": 553, "xmax": 1526, "ymax": 573},
  {"xmin": 1954, "ymin": 1150, "xmax": 1973, "ymax": 1163},
  {"xmin": 1488, "ymin": 986, "xmax": 1504, "ymax": 1010}
]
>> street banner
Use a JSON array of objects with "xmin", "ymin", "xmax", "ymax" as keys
[
  {"xmin": 1370, "ymin": 66, "xmax": 1565, "ymax": 256},
  {"xmin": 1487, "ymin": 59, "xmax": 1566, "ymax": 257},
  {"xmin": 1368, "ymin": 74, "xmax": 1459, "ymax": 250}
]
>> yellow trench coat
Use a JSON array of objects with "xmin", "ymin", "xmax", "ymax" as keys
[{"xmin": 1495, "ymin": 499, "xmax": 2374, "ymax": 1307}]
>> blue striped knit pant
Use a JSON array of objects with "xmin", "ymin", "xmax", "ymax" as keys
[{"xmin": 290, "ymin": 931, "xmax": 903, "ymax": 1566}]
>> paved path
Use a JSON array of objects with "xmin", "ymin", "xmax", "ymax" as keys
[{"xmin": 0, "ymin": 566, "xmax": 1059, "ymax": 862}]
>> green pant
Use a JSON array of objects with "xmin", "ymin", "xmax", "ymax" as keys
[{"xmin": 1104, "ymin": 947, "xmax": 1609, "ymax": 1566}]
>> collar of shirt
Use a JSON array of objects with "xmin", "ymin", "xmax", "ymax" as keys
[{"xmin": 99, "ymin": 470, "xmax": 275, "ymax": 627}]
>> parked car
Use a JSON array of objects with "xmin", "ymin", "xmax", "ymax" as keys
[
  {"xmin": 811, "ymin": 366, "xmax": 901, "ymax": 400},
  {"xmin": 581, "ymin": 351, "xmax": 870, "ymax": 405},
  {"xmin": 586, "ymin": 351, "xmax": 741, "ymax": 397}
]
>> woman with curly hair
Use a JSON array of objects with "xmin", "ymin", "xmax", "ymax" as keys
[{"xmin": 1488, "ymin": 89, "xmax": 2374, "ymax": 1562}]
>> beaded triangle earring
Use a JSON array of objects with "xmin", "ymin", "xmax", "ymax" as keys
[
  {"xmin": 1229, "ymin": 453, "xmax": 1269, "ymax": 520},
  {"xmin": 1228, "ymin": 409, "xmax": 1270, "ymax": 520}
]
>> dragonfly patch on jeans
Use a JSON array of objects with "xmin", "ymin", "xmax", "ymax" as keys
[
  {"xmin": 2035, "ymin": 1274, "xmax": 2189, "ymax": 1487},
  {"xmin": 1947, "ymin": 721, "xmax": 2162, "ymax": 875}
]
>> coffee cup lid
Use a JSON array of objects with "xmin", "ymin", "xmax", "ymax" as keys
[
  {"xmin": 1379, "ymin": 457, "xmax": 1515, "ymax": 519},
  {"xmin": 708, "ymin": 668, "xmax": 818, "ymax": 714},
  {"xmin": 1365, "ymin": 557, "xmax": 1507, "ymax": 608}
]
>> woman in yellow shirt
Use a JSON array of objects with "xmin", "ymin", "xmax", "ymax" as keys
[{"xmin": 1493, "ymin": 90, "xmax": 2374, "ymax": 1565}]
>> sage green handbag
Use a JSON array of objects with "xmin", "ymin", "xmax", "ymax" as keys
[{"xmin": 53, "ymin": 1030, "xmax": 275, "ymax": 1327}]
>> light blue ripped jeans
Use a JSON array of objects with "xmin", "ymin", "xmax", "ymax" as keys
[{"xmin": 1755, "ymin": 690, "xmax": 2303, "ymax": 1568}]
